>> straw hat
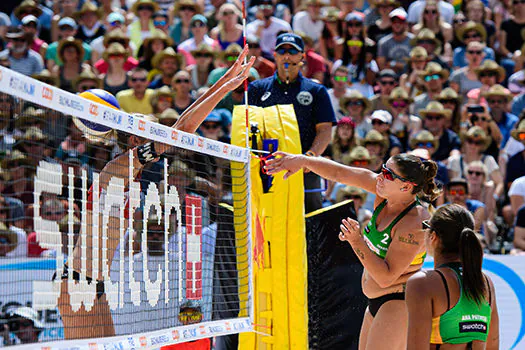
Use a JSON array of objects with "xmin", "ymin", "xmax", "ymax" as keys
[
  {"xmin": 14, "ymin": 0, "xmax": 42, "ymax": 20},
  {"xmin": 409, "ymin": 130, "xmax": 439, "ymax": 150},
  {"xmin": 131, "ymin": 0, "xmax": 160, "ymax": 16},
  {"xmin": 190, "ymin": 44, "xmax": 216, "ymax": 58},
  {"xmin": 372, "ymin": 0, "xmax": 401, "ymax": 8},
  {"xmin": 387, "ymin": 87, "xmax": 414, "ymax": 106},
  {"xmin": 418, "ymin": 101, "xmax": 452, "ymax": 119},
  {"xmin": 456, "ymin": 21, "xmax": 487, "ymax": 43},
  {"xmin": 474, "ymin": 60, "xmax": 505, "ymax": 83},
  {"xmin": 73, "ymin": 68, "xmax": 102, "ymax": 90},
  {"xmin": 418, "ymin": 62, "xmax": 449, "ymax": 81},
  {"xmin": 344, "ymin": 146, "xmax": 373, "ymax": 164},
  {"xmin": 14, "ymin": 107, "xmax": 45, "ymax": 129},
  {"xmin": 58, "ymin": 37, "xmax": 85, "ymax": 62},
  {"xmin": 462, "ymin": 126, "xmax": 491, "ymax": 151},
  {"xmin": 73, "ymin": 1, "xmax": 102, "ymax": 20},
  {"xmin": 156, "ymin": 85, "xmax": 174, "ymax": 98},
  {"xmin": 1, "ymin": 150, "xmax": 30, "ymax": 168},
  {"xmin": 32, "ymin": 69, "xmax": 58, "ymax": 86},
  {"xmin": 103, "ymin": 28, "xmax": 130, "ymax": 48},
  {"xmin": 437, "ymin": 87, "xmax": 461, "ymax": 104},
  {"xmin": 14, "ymin": 126, "xmax": 48, "ymax": 143},
  {"xmin": 158, "ymin": 108, "xmax": 180, "ymax": 123},
  {"xmin": 335, "ymin": 185, "xmax": 368, "ymax": 203},
  {"xmin": 143, "ymin": 29, "xmax": 173, "ymax": 48},
  {"xmin": 152, "ymin": 47, "xmax": 184, "ymax": 69},
  {"xmin": 359, "ymin": 130, "xmax": 389, "ymax": 150},
  {"xmin": 219, "ymin": 43, "xmax": 242, "ymax": 61},
  {"xmin": 173, "ymin": 0, "xmax": 203, "ymax": 16},
  {"xmin": 482, "ymin": 84, "xmax": 513, "ymax": 102},
  {"xmin": 410, "ymin": 28, "xmax": 441, "ymax": 55},
  {"xmin": 406, "ymin": 46, "xmax": 428, "ymax": 62},
  {"xmin": 320, "ymin": 7, "xmax": 341, "ymax": 21},
  {"xmin": 0, "ymin": 222, "xmax": 18, "ymax": 255},
  {"xmin": 339, "ymin": 90, "xmax": 370, "ymax": 114},
  {"xmin": 102, "ymin": 42, "xmax": 129, "ymax": 62},
  {"xmin": 511, "ymin": 119, "xmax": 525, "ymax": 142}
]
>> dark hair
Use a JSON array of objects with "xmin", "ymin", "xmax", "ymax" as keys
[
  {"xmin": 430, "ymin": 204, "xmax": 486, "ymax": 305},
  {"xmin": 393, "ymin": 153, "xmax": 441, "ymax": 201}
]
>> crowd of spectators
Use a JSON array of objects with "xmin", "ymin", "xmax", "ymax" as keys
[{"xmin": 0, "ymin": 0, "xmax": 525, "ymax": 263}]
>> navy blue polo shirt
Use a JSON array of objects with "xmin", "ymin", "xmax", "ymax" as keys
[
  {"xmin": 248, "ymin": 72, "xmax": 337, "ymax": 153},
  {"xmin": 433, "ymin": 129, "xmax": 461, "ymax": 162}
]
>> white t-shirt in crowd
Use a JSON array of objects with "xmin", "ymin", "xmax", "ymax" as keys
[
  {"xmin": 292, "ymin": 11, "xmax": 324, "ymax": 42},
  {"xmin": 509, "ymin": 175, "xmax": 525, "ymax": 198},
  {"xmin": 407, "ymin": 0, "xmax": 454, "ymax": 24},
  {"xmin": 447, "ymin": 154, "xmax": 499, "ymax": 178},
  {"xmin": 246, "ymin": 17, "xmax": 292, "ymax": 54}
]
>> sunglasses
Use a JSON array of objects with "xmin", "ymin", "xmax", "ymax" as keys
[
  {"xmin": 44, "ymin": 211, "xmax": 65, "ymax": 216},
  {"xmin": 347, "ymin": 22, "xmax": 363, "ymax": 27},
  {"xmin": 424, "ymin": 74, "xmax": 440, "ymax": 82},
  {"xmin": 276, "ymin": 47, "xmax": 300, "ymax": 55},
  {"xmin": 259, "ymin": 4, "xmax": 274, "ymax": 10},
  {"xmin": 222, "ymin": 10, "xmax": 235, "ymax": 15},
  {"xmin": 137, "ymin": 5, "xmax": 154, "ymax": 11},
  {"xmin": 194, "ymin": 53, "xmax": 213, "ymax": 58},
  {"xmin": 0, "ymin": 237, "xmax": 8, "ymax": 244},
  {"xmin": 192, "ymin": 21, "xmax": 206, "ymax": 28},
  {"xmin": 487, "ymin": 99, "xmax": 505, "ymax": 104},
  {"xmin": 467, "ymin": 50, "xmax": 483, "ymax": 55},
  {"xmin": 351, "ymin": 160, "xmax": 369, "ymax": 166},
  {"xmin": 248, "ymin": 43, "xmax": 260, "ymax": 49},
  {"xmin": 202, "ymin": 123, "xmax": 220, "ymax": 130},
  {"xmin": 422, "ymin": 220, "xmax": 432, "ymax": 230},
  {"xmin": 372, "ymin": 119, "xmax": 386, "ymax": 125},
  {"xmin": 334, "ymin": 76, "xmax": 348, "ymax": 82},
  {"xmin": 175, "ymin": 79, "xmax": 190, "ymax": 83},
  {"xmin": 418, "ymin": 39, "xmax": 436, "ymax": 45},
  {"xmin": 226, "ymin": 55, "xmax": 237, "ymax": 62},
  {"xmin": 449, "ymin": 189, "xmax": 466, "ymax": 196},
  {"xmin": 467, "ymin": 170, "xmax": 483, "ymax": 176},
  {"xmin": 466, "ymin": 138, "xmax": 484, "ymax": 146},
  {"xmin": 454, "ymin": 18, "xmax": 466, "ymax": 24},
  {"xmin": 347, "ymin": 40, "xmax": 363, "ymax": 47},
  {"xmin": 59, "ymin": 25, "xmax": 74, "ymax": 31},
  {"xmin": 470, "ymin": 115, "xmax": 489, "ymax": 123},
  {"xmin": 392, "ymin": 100, "xmax": 408, "ymax": 108},
  {"xmin": 382, "ymin": 164, "xmax": 415, "ymax": 184},
  {"xmin": 425, "ymin": 114, "xmax": 444, "ymax": 121},
  {"xmin": 131, "ymin": 77, "xmax": 147, "ymax": 82},
  {"xmin": 424, "ymin": 9, "xmax": 437, "ymax": 14},
  {"xmin": 179, "ymin": 6, "xmax": 196, "ymax": 11},
  {"xmin": 109, "ymin": 54, "xmax": 125, "ymax": 59},
  {"xmin": 416, "ymin": 141, "xmax": 434, "ymax": 148},
  {"xmin": 346, "ymin": 100, "xmax": 364, "ymax": 106},
  {"xmin": 154, "ymin": 20, "xmax": 167, "ymax": 26},
  {"xmin": 380, "ymin": 80, "xmax": 395, "ymax": 86},
  {"xmin": 439, "ymin": 99, "xmax": 456, "ymax": 105},
  {"xmin": 110, "ymin": 21, "xmax": 123, "ymax": 27},
  {"xmin": 78, "ymin": 84, "xmax": 98, "ymax": 91},
  {"xmin": 11, "ymin": 38, "xmax": 26, "ymax": 42},
  {"xmin": 464, "ymin": 34, "xmax": 481, "ymax": 40},
  {"xmin": 344, "ymin": 195, "xmax": 363, "ymax": 200},
  {"xmin": 479, "ymin": 71, "xmax": 498, "ymax": 78}
]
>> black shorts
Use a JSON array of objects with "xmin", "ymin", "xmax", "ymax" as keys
[
  {"xmin": 368, "ymin": 292, "xmax": 405, "ymax": 317},
  {"xmin": 52, "ymin": 264, "xmax": 105, "ymax": 300}
]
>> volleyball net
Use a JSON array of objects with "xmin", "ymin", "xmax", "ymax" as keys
[{"xmin": 0, "ymin": 66, "xmax": 253, "ymax": 349}]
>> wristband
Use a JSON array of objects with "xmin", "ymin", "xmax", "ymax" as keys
[
  {"xmin": 305, "ymin": 150, "xmax": 317, "ymax": 157},
  {"xmin": 137, "ymin": 142, "xmax": 158, "ymax": 165}
]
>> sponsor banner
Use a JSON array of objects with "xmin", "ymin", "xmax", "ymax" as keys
[
  {"xmin": 424, "ymin": 255, "xmax": 525, "ymax": 350},
  {"xmin": 0, "ymin": 66, "xmax": 248, "ymax": 163}
]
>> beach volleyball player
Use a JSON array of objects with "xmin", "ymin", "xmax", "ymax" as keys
[
  {"xmin": 57, "ymin": 47, "xmax": 255, "ymax": 339},
  {"xmin": 265, "ymin": 153, "xmax": 439, "ymax": 350}
]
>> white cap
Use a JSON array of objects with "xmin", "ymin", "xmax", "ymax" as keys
[
  {"xmin": 21, "ymin": 15, "xmax": 38, "ymax": 25},
  {"xmin": 389, "ymin": 8, "xmax": 407, "ymax": 20},
  {"xmin": 371, "ymin": 110, "xmax": 393, "ymax": 124}
]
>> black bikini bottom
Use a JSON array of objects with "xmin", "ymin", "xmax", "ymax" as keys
[{"xmin": 368, "ymin": 292, "xmax": 405, "ymax": 317}]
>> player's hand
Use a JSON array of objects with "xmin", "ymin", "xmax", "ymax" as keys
[
  {"xmin": 264, "ymin": 151, "xmax": 306, "ymax": 179},
  {"xmin": 220, "ymin": 45, "xmax": 253, "ymax": 84},
  {"xmin": 223, "ymin": 56, "xmax": 256, "ymax": 92},
  {"xmin": 339, "ymin": 217, "xmax": 362, "ymax": 244}
]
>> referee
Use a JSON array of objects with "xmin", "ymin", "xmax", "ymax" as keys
[{"xmin": 248, "ymin": 33, "xmax": 336, "ymax": 212}]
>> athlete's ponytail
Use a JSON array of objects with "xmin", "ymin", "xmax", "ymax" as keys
[
  {"xmin": 430, "ymin": 204, "xmax": 486, "ymax": 305},
  {"xmin": 393, "ymin": 154, "xmax": 442, "ymax": 201},
  {"xmin": 459, "ymin": 227, "xmax": 486, "ymax": 305}
]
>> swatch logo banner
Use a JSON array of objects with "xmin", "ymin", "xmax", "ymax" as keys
[{"xmin": 459, "ymin": 321, "xmax": 487, "ymax": 333}]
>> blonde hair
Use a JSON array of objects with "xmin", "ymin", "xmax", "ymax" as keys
[
  {"xmin": 466, "ymin": 160, "xmax": 488, "ymax": 179},
  {"xmin": 218, "ymin": 3, "xmax": 241, "ymax": 39}
]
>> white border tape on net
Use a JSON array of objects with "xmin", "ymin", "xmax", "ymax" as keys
[
  {"xmin": 0, "ymin": 66, "xmax": 249, "ymax": 163},
  {"xmin": 12, "ymin": 317, "xmax": 252, "ymax": 349}
]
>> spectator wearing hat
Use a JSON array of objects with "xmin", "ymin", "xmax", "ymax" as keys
[
  {"xmin": 150, "ymin": 85, "xmax": 174, "ymax": 116},
  {"xmin": 138, "ymin": 29, "xmax": 174, "ymax": 75},
  {"xmin": 409, "ymin": 27, "xmax": 450, "ymax": 70},
  {"xmin": 452, "ymin": 21, "xmax": 494, "ymax": 69},
  {"xmin": 419, "ymin": 101, "xmax": 461, "ymax": 161},
  {"xmin": 328, "ymin": 66, "xmax": 354, "ymax": 120},
  {"xmin": 210, "ymin": 3, "xmax": 244, "ymax": 50},
  {"xmin": 247, "ymin": 36, "xmax": 276, "ymax": 78},
  {"xmin": 482, "ymin": 84, "xmax": 518, "ymax": 148},
  {"xmin": 409, "ymin": 130, "xmax": 449, "ymax": 185},
  {"xmin": 377, "ymin": 8, "xmax": 414, "ymax": 73},
  {"xmin": 464, "ymin": 0, "xmax": 496, "ymax": 47},
  {"xmin": 51, "ymin": 36, "xmax": 88, "ymax": 93},
  {"xmin": 437, "ymin": 87, "xmax": 462, "ymax": 134},
  {"xmin": 411, "ymin": 1, "xmax": 453, "ymax": 60},
  {"xmin": 208, "ymin": 44, "xmax": 260, "ymax": 86},
  {"xmin": 116, "ymin": 67, "xmax": 155, "ymax": 115},
  {"xmin": 370, "ymin": 109, "xmax": 403, "ymax": 159},
  {"xmin": 465, "ymin": 103, "xmax": 503, "ymax": 160},
  {"xmin": 399, "ymin": 46, "xmax": 428, "ymax": 97},
  {"xmin": 317, "ymin": 7, "xmax": 342, "ymax": 64},
  {"xmin": 157, "ymin": 108, "xmax": 180, "ymax": 126},
  {"xmin": 0, "ymin": 26, "xmax": 43, "ymax": 76},
  {"xmin": 335, "ymin": 185, "xmax": 372, "ymax": 225},
  {"xmin": 45, "ymin": 17, "xmax": 92, "ymax": 71},
  {"xmin": 293, "ymin": 0, "xmax": 325, "ymax": 43},
  {"xmin": 324, "ymin": 117, "xmax": 357, "ymax": 163},
  {"xmin": 55, "ymin": 119, "xmax": 90, "ymax": 166},
  {"xmin": 339, "ymin": 90, "xmax": 372, "ymax": 139},
  {"xmin": 150, "ymin": 10, "xmax": 170, "ymax": 36},
  {"xmin": 248, "ymin": 33, "xmax": 336, "ymax": 212},
  {"xmin": 21, "ymin": 15, "xmax": 47, "ymax": 58},
  {"xmin": 93, "ymin": 29, "xmax": 138, "ymax": 74},
  {"xmin": 411, "ymin": 62, "xmax": 447, "ymax": 115},
  {"xmin": 170, "ymin": 0, "xmax": 202, "ymax": 46},
  {"xmin": 178, "ymin": 15, "xmax": 220, "ymax": 59},
  {"xmin": 50, "ymin": 0, "xmax": 78, "ymax": 42},
  {"xmin": 100, "ymin": 42, "xmax": 130, "ymax": 95},
  {"xmin": 246, "ymin": 0, "xmax": 292, "ymax": 56},
  {"xmin": 4, "ymin": 306, "xmax": 44, "ymax": 344},
  {"xmin": 26, "ymin": 198, "xmax": 67, "ymax": 257},
  {"xmin": 386, "ymin": 87, "xmax": 422, "ymax": 149},
  {"xmin": 466, "ymin": 60, "xmax": 506, "ymax": 104},
  {"xmin": 367, "ymin": 0, "xmax": 398, "ymax": 43},
  {"xmin": 369, "ymin": 68, "xmax": 397, "ymax": 111},
  {"xmin": 186, "ymin": 44, "xmax": 216, "ymax": 90},
  {"xmin": 360, "ymin": 129, "xmax": 389, "ymax": 172},
  {"xmin": 14, "ymin": 126, "xmax": 50, "ymax": 168},
  {"xmin": 73, "ymin": 1, "xmax": 106, "ymax": 45},
  {"xmin": 11, "ymin": 0, "xmax": 53, "ymax": 41},
  {"xmin": 407, "ymin": 0, "xmax": 455, "ymax": 25},
  {"xmin": 445, "ymin": 178, "xmax": 486, "ymax": 234},
  {"xmin": 127, "ymin": 0, "xmax": 159, "ymax": 52},
  {"xmin": 2, "ymin": 150, "xmax": 35, "ymax": 208},
  {"xmin": 448, "ymin": 126, "xmax": 503, "ymax": 199},
  {"xmin": 171, "ymin": 70, "xmax": 196, "ymax": 115},
  {"xmin": 90, "ymin": 12, "xmax": 127, "ymax": 62},
  {"xmin": 73, "ymin": 67, "xmax": 102, "ymax": 93}
]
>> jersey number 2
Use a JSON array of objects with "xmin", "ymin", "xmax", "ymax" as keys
[{"xmin": 381, "ymin": 233, "xmax": 389, "ymax": 245}]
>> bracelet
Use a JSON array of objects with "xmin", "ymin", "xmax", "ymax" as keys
[
  {"xmin": 305, "ymin": 150, "xmax": 317, "ymax": 157},
  {"xmin": 137, "ymin": 142, "xmax": 158, "ymax": 165}
]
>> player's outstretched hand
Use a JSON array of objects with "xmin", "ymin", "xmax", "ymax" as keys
[
  {"xmin": 219, "ymin": 45, "xmax": 256, "ymax": 91},
  {"xmin": 339, "ymin": 217, "xmax": 362, "ymax": 244},
  {"xmin": 264, "ymin": 151, "xmax": 306, "ymax": 180}
]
